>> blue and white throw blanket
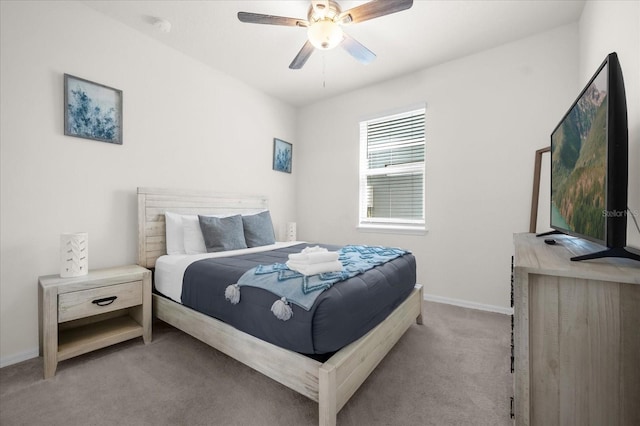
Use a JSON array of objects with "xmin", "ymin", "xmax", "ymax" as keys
[{"xmin": 225, "ymin": 245, "xmax": 409, "ymax": 318}]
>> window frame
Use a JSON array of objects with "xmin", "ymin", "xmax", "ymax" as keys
[{"xmin": 358, "ymin": 105, "xmax": 427, "ymax": 234}]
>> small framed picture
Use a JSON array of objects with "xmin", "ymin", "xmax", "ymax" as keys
[
  {"xmin": 273, "ymin": 138, "xmax": 292, "ymax": 173},
  {"xmin": 64, "ymin": 74, "xmax": 123, "ymax": 144}
]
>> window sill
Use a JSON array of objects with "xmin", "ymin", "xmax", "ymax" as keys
[{"xmin": 357, "ymin": 224, "xmax": 428, "ymax": 236}]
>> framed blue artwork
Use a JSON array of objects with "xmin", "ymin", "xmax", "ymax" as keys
[
  {"xmin": 273, "ymin": 138, "xmax": 292, "ymax": 173},
  {"xmin": 64, "ymin": 74, "xmax": 122, "ymax": 144}
]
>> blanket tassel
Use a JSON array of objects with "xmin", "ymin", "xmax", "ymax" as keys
[
  {"xmin": 271, "ymin": 297, "xmax": 293, "ymax": 321},
  {"xmin": 225, "ymin": 284, "xmax": 241, "ymax": 304}
]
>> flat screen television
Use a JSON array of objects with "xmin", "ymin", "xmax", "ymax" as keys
[{"xmin": 545, "ymin": 52, "xmax": 639, "ymax": 262}]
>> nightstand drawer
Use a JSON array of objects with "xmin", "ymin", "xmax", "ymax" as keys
[{"xmin": 58, "ymin": 281, "xmax": 142, "ymax": 323}]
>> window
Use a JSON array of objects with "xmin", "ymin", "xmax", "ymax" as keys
[{"xmin": 358, "ymin": 106, "xmax": 426, "ymax": 231}]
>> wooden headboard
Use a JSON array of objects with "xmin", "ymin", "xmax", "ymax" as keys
[{"xmin": 137, "ymin": 187, "xmax": 268, "ymax": 268}]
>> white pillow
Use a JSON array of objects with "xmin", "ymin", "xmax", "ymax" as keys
[
  {"xmin": 182, "ymin": 215, "xmax": 208, "ymax": 254},
  {"xmin": 165, "ymin": 212, "xmax": 207, "ymax": 255},
  {"xmin": 165, "ymin": 212, "xmax": 186, "ymax": 255}
]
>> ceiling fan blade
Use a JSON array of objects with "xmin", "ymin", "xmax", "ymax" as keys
[
  {"xmin": 342, "ymin": 33, "xmax": 376, "ymax": 64},
  {"xmin": 237, "ymin": 12, "xmax": 308, "ymax": 27},
  {"xmin": 289, "ymin": 41, "xmax": 315, "ymax": 69},
  {"xmin": 339, "ymin": 0, "xmax": 413, "ymax": 24}
]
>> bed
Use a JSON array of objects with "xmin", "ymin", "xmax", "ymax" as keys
[{"xmin": 137, "ymin": 187, "xmax": 423, "ymax": 426}]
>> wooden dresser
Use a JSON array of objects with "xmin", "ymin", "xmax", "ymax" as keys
[{"xmin": 512, "ymin": 233, "xmax": 640, "ymax": 426}]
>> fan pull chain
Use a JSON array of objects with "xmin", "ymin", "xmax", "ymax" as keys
[{"xmin": 322, "ymin": 54, "xmax": 326, "ymax": 88}]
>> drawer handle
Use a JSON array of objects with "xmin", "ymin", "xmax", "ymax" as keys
[{"xmin": 92, "ymin": 296, "xmax": 118, "ymax": 306}]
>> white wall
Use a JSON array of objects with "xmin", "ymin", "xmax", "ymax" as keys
[
  {"xmin": 296, "ymin": 25, "xmax": 579, "ymax": 310},
  {"xmin": 579, "ymin": 1, "xmax": 640, "ymax": 248},
  {"xmin": 0, "ymin": 1, "xmax": 297, "ymax": 365}
]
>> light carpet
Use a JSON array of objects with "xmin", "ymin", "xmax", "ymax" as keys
[{"xmin": 0, "ymin": 301, "xmax": 512, "ymax": 425}]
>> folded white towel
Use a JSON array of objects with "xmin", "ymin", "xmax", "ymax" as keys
[
  {"xmin": 302, "ymin": 245, "xmax": 327, "ymax": 254},
  {"xmin": 286, "ymin": 260, "xmax": 343, "ymax": 276},
  {"xmin": 288, "ymin": 252, "xmax": 307, "ymax": 262},
  {"xmin": 288, "ymin": 251, "xmax": 339, "ymax": 264}
]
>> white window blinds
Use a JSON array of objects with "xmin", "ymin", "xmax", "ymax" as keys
[{"xmin": 359, "ymin": 106, "xmax": 426, "ymax": 230}]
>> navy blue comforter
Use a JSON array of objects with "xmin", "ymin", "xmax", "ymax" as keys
[{"xmin": 181, "ymin": 243, "xmax": 416, "ymax": 355}]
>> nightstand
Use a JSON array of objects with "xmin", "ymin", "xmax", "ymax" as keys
[{"xmin": 38, "ymin": 265, "xmax": 151, "ymax": 379}]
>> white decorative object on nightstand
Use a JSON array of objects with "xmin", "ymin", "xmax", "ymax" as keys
[
  {"xmin": 59, "ymin": 232, "xmax": 88, "ymax": 277},
  {"xmin": 286, "ymin": 222, "xmax": 297, "ymax": 241},
  {"xmin": 38, "ymin": 265, "xmax": 151, "ymax": 379}
]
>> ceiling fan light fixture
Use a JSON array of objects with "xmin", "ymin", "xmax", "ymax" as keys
[{"xmin": 307, "ymin": 19, "xmax": 343, "ymax": 50}]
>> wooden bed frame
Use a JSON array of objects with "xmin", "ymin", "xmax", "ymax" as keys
[{"xmin": 137, "ymin": 187, "xmax": 423, "ymax": 426}]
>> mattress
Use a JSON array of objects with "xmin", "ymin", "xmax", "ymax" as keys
[{"xmin": 154, "ymin": 242, "xmax": 416, "ymax": 355}]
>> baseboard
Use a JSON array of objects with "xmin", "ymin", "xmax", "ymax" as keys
[
  {"xmin": 0, "ymin": 348, "xmax": 39, "ymax": 369},
  {"xmin": 423, "ymin": 293, "xmax": 513, "ymax": 315}
]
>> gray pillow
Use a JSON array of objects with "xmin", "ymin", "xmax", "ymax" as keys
[
  {"xmin": 198, "ymin": 215, "xmax": 247, "ymax": 252},
  {"xmin": 242, "ymin": 211, "xmax": 276, "ymax": 247}
]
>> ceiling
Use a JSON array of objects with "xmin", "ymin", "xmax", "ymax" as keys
[{"xmin": 82, "ymin": 0, "xmax": 586, "ymax": 107}]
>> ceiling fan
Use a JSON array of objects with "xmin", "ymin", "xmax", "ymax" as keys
[{"xmin": 237, "ymin": 0, "xmax": 413, "ymax": 69}]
